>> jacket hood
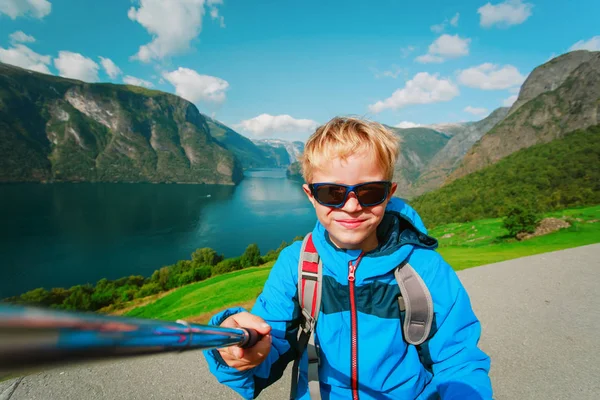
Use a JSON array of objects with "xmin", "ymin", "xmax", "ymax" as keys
[{"xmin": 311, "ymin": 197, "xmax": 438, "ymax": 283}]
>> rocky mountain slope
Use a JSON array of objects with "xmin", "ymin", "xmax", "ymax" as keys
[
  {"xmin": 205, "ymin": 117, "xmax": 274, "ymax": 169},
  {"xmin": 0, "ymin": 62, "xmax": 242, "ymax": 184},
  {"xmin": 205, "ymin": 118, "xmax": 304, "ymax": 169},
  {"xmin": 408, "ymin": 107, "xmax": 509, "ymax": 197},
  {"xmin": 449, "ymin": 50, "xmax": 600, "ymax": 182},
  {"xmin": 253, "ymin": 139, "xmax": 304, "ymax": 167},
  {"xmin": 386, "ymin": 126, "xmax": 451, "ymax": 197}
]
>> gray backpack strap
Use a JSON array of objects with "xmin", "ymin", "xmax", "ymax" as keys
[
  {"xmin": 395, "ymin": 262, "xmax": 434, "ymax": 345},
  {"xmin": 290, "ymin": 233, "xmax": 322, "ymax": 399}
]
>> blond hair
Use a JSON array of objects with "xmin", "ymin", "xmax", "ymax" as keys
[{"xmin": 301, "ymin": 116, "xmax": 399, "ymax": 183}]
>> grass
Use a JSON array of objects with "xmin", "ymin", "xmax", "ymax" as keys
[
  {"xmin": 433, "ymin": 205, "xmax": 600, "ymax": 269},
  {"xmin": 125, "ymin": 205, "xmax": 600, "ymax": 322},
  {"xmin": 125, "ymin": 263, "xmax": 274, "ymax": 321}
]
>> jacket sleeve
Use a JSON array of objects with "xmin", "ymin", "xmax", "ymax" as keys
[
  {"xmin": 203, "ymin": 243, "xmax": 302, "ymax": 399},
  {"xmin": 417, "ymin": 252, "xmax": 493, "ymax": 400}
]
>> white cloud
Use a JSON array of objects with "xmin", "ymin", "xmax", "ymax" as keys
[
  {"xmin": 430, "ymin": 12, "xmax": 460, "ymax": 33},
  {"xmin": 400, "ymin": 46, "xmax": 415, "ymax": 58},
  {"xmin": 431, "ymin": 23, "xmax": 445, "ymax": 34},
  {"xmin": 99, "ymin": 57, "xmax": 122, "ymax": 79},
  {"xmin": 123, "ymin": 75, "xmax": 154, "ymax": 88},
  {"xmin": 128, "ymin": 0, "xmax": 224, "ymax": 62},
  {"xmin": 569, "ymin": 36, "xmax": 600, "ymax": 52},
  {"xmin": 9, "ymin": 31, "xmax": 35, "ymax": 44},
  {"xmin": 54, "ymin": 51, "xmax": 99, "ymax": 82},
  {"xmin": 478, "ymin": 0, "xmax": 533, "ymax": 28},
  {"xmin": 464, "ymin": 106, "xmax": 489, "ymax": 116},
  {"xmin": 368, "ymin": 72, "xmax": 459, "ymax": 113},
  {"xmin": 373, "ymin": 66, "xmax": 403, "ymax": 79},
  {"xmin": 394, "ymin": 121, "xmax": 421, "ymax": 129},
  {"xmin": 162, "ymin": 67, "xmax": 229, "ymax": 103},
  {"xmin": 450, "ymin": 13, "xmax": 460, "ymax": 27},
  {"xmin": 0, "ymin": 44, "xmax": 51, "ymax": 74},
  {"xmin": 209, "ymin": 4, "xmax": 225, "ymax": 28},
  {"xmin": 415, "ymin": 54, "xmax": 444, "ymax": 63},
  {"xmin": 0, "ymin": 0, "xmax": 51, "ymax": 19},
  {"xmin": 416, "ymin": 34, "xmax": 470, "ymax": 63},
  {"xmin": 235, "ymin": 114, "xmax": 319, "ymax": 138},
  {"xmin": 509, "ymin": 86, "xmax": 520, "ymax": 94},
  {"xmin": 502, "ymin": 94, "xmax": 518, "ymax": 107},
  {"xmin": 458, "ymin": 63, "xmax": 526, "ymax": 90}
]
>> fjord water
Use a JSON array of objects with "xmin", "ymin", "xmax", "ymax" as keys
[{"xmin": 0, "ymin": 169, "xmax": 316, "ymax": 298}]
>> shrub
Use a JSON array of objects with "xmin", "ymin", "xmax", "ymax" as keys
[
  {"xmin": 213, "ymin": 257, "xmax": 242, "ymax": 275},
  {"xmin": 191, "ymin": 248, "xmax": 223, "ymax": 267},
  {"xmin": 193, "ymin": 266, "xmax": 212, "ymax": 282},
  {"xmin": 503, "ymin": 205, "xmax": 541, "ymax": 238},
  {"xmin": 136, "ymin": 282, "xmax": 162, "ymax": 298},
  {"xmin": 241, "ymin": 244, "xmax": 261, "ymax": 269},
  {"xmin": 177, "ymin": 271, "xmax": 196, "ymax": 286}
]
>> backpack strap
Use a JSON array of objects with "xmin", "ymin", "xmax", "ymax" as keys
[
  {"xmin": 290, "ymin": 233, "xmax": 322, "ymax": 399},
  {"xmin": 394, "ymin": 262, "xmax": 434, "ymax": 345}
]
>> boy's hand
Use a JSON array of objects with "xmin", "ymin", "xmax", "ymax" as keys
[{"xmin": 218, "ymin": 312, "xmax": 272, "ymax": 371}]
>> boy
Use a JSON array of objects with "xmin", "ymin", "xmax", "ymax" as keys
[{"xmin": 203, "ymin": 117, "xmax": 492, "ymax": 399}]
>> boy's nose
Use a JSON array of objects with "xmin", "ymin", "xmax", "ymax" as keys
[{"xmin": 342, "ymin": 192, "xmax": 363, "ymax": 212}]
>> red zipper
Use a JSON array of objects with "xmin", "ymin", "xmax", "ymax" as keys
[{"xmin": 348, "ymin": 253, "xmax": 364, "ymax": 400}]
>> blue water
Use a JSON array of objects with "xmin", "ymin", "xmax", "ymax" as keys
[{"xmin": 0, "ymin": 169, "xmax": 317, "ymax": 298}]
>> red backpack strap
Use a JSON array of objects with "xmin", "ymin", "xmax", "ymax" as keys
[
  {"xmin": 298, "ymin": 233, "xmax": 322, "ymax": 321},
  {"xmin": 290, "ymin": 233, "xmax": 322, "ymax": 399}
]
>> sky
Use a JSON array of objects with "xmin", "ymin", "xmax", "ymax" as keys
[{"xmin": 0, "ymin": 0, "xmax": 599, "ymax": 141}]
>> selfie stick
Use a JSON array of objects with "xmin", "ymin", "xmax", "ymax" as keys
[{"xmin": 0, "ymin": 304, "xmax": 260, "ymax": 374}]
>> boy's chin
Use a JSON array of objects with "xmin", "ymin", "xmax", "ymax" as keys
[{"xmin": 329, "ymin": 230, "xmax": 372, "ymax": 250}]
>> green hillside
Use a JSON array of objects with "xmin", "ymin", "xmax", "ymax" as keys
[
  {"xmin": 206, "ymin": 118, "xmax": 276, "ymax": 169},
  {"xmin": 125, "ymin": 265, "xmax": 273, "ymax": 320},
  {"xmin": 0, "ymin": 62, "xmax": 242, "ymax": 184},
  {"xmin": 411, "ymin": 125, "xmax": 600, "ymax": 227}
]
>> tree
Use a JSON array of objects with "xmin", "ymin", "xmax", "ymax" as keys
[
  {"xmin": 241, "ymin": 244, "xmax": 261, "ymax": 268},
  {"xmin": 19, "ymin": 288, "xmax": 51, "ymax": 306},
  {"xmin": 62, "ymin": 285, "xmax": 94, "ymax": 311},
  {"xmin": 158, "ymin": 267, "xmax": 170, "ymax": 290},
  {"xmin": 193, "ymin": 266, "xmax": 212, "ymax": 281},
  {"xmin": 191, "ymin": 247, "xmax": 223, "ymax": 267},
  {"xmin": 136, "ymin": 282, "xmax": 162, "ymax": 298},
  {"xmin": 503, "ymin": 205, "xmax": 540, "ymax": 238},
  {"xmin": 213, "ymin": 258, "xmax": 242, "ymax": 275}
]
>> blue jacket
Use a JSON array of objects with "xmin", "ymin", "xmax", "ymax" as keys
[{"xmin": 204, "ymin": 198, "xmax": 492, "ymax": 399}]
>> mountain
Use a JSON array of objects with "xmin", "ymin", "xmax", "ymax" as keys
[
  {"xmin": 385, "ymin": 126, "xmax": 451, "ymax": 198},
  {"xmin": 411, "ymin": 124, "xmax": 600, "ymax": 227},
  {"xmin": 286, "ymin": 161, "xmax": 303, "ymax": 182},
  {"xmin": 203, "ymin": 119, "xmax": 305, "ymax": 170},
  {"xmin": 253, "ymin": 139, "xmax": 305, "ymax": 167},
  {"xmin": 408, "ymin": 107, "xmax": 509, "ymax": 197},
  {"xmin": 449, "ymin": 50, "xmax": 600, "ymax": 182},
  {"xmin": 204, "ymin": 117, "xmax": 276, "ymax": 169},
  {"xmin": 0, "ymin": 62, "xmax": 242, "ymax": 184}
]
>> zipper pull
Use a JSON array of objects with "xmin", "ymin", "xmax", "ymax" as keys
[{"xmin": 348, "ymin": 261, "xmax": 356, "ymax": 282}]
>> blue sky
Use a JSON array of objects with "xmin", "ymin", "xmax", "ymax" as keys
[{"xmin": 1, "ymin": 0, "xmax": 599, "ymax": 140}]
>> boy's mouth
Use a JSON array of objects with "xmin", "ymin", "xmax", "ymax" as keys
[{"xmin": 335, "ymin": 219, "xmax": 365, "ymax": 229}]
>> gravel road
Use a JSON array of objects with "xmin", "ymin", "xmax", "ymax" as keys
[{"xmin": 2, "ymin": 243, "xmax": 599, "ymax": 400}]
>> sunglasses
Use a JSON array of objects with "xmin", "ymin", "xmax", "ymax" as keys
[{"xmin": 308, "ymin": 181, "xmax": 392, "ymax": 208}]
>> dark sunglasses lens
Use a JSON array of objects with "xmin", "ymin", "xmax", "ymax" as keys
[
  {"xmin": 315, "ymin": 185, "xmax": 347, "ymax": 205},
  {"xmin": 356, "ymin": 183, "xmax": 388, "ymax": 205}
]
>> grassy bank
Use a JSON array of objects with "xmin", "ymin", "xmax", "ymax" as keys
[
  {"xmin": 125, "ymin": 263, "xmax": 273, "ymax": 320},
  {"xmin": 125, "ymin": 205, "xmax": 600, "ymax": 322},
  {"xmin": 432, "ymin": 205, "xmax": 600, "ymax": 269}
]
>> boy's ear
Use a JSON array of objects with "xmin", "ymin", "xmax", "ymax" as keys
[
  {"xmin": 389, "ymin": 182, "xmax": 398, "ymax": 198},
  {"xmin": 302, "ymin": 184, "xmax": 316, "ymax": 208}
]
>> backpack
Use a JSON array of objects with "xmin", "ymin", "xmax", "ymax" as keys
[{"xmin": 289, "ymin": 233, "xmax": 434, "ymax": 399}]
